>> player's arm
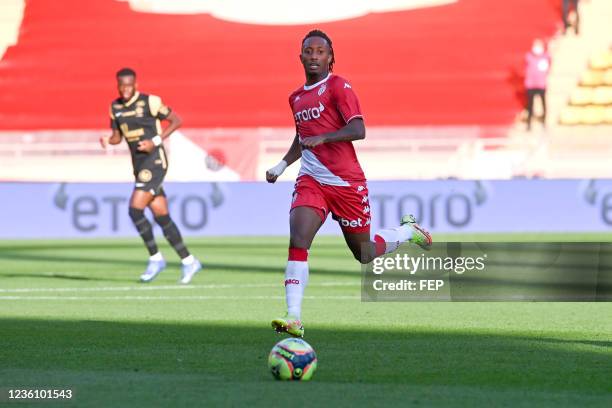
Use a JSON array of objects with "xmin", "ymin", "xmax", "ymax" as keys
[
  {"xmin": 101, "ymin": 107, "xmax": 123, "ymax": 148},
  {"xmin": 137, "ymin": 111, "xmax": 182, "ymax": 153},
  {"xmin": 100, "ymin": 129, "xmax": 123, "ymax": 148},
  {"xmin": 266, "ymin": 133, "xmax": 301, "ymax": 183},
  {"xmin": 137, "ymin": 96, "xmax": 183, "ymax": 153},
  {"xmin": 159, "ymin": 111, "xmax": 183, "ymax": 140},
  {"xmin": 301, "ymin": 118, "xmax": 365, "ymax": 148}
]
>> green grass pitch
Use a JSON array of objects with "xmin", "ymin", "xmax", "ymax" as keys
[{"xmin": 1, "ymin": 235, "xmax": 611, "ymax": 407}]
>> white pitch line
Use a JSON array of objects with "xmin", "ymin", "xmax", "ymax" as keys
[
  {"xmin": 0, "ymin": 295, "xmax": 360, "ymax": 301},
  {"xmin": 0, "ymin": 281, "xmax": 359, "ymax": 294}
]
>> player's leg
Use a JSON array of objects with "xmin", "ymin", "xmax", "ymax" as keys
[
  {"xmin": 149, "ymin": 192, "xmax": 202, "ymax": 284},
  {"xmin": 272, "ymin": 206, "xmax": 323, "ymax": 338},
  {"xmin": 129, "ymin": 189, "xmax": 166, "ymax": 282},
  {"xmin": 343, "ymin": 215, "xmax": 432, "ymax": 264},
  {"xmin": 287, "ymin": 206, "xmax": 323, "ymax": 314},
  {"xmin": 273, "ymin": 176, "xmax": 327, "ymax": 337},
  {"xmin": 329, "ymin": 182, "xmax": 432, "ymax": 265}
]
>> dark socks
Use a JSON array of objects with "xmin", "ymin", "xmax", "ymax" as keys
[
  {"xmin": 128, "ymin": 207, "xmax": 158, "ymax": 256},
  {"xmin": 154, "ymin": 214, "xmax": 190, "ymax": 259}
]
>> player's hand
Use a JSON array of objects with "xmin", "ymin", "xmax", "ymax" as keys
[
  {"xmin": 137, "ymin": 139, "xmax": 155, "ymax": 153},
  {"xmin": 99, "ymin": 135, "xmax": 110, "ymax": 149},
  {"xmin": 300, "ymin": 135, "xmax": 326, "ymax": 149},
  {"xmin": 266, "ymin": 160, "xmax": 288, "ymax": 183}
]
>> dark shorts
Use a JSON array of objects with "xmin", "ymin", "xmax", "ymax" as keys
[{"xmin": 134, "ymin": 166, "xmax": 166, "ymax": 196}]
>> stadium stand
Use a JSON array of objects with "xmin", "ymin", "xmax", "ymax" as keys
[
  {"xmin": 0, "ymin": 0, "xmax": 557, "ymax": 129},
  {"xmin": 560, "ymin": 48, "xmax": 612, "ymax": 125},
  {"xmin": 1, "ymin": 0, "xmax": 611, "ymax": 180}
]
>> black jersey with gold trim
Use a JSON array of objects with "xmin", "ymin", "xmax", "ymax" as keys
[{"xmin": 109, "ymin": 92, "xmax": 171, "ymax": 173}]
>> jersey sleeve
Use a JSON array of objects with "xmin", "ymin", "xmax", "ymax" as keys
[
  {"xmin": 332, "ymin": 78, "xmax": 363, "ymax": 123},
  {"xmin": 288, "ymin": 93, "xmax": 299, "ymax": 133},
  {"xmin": 149, "ymin": 95, "xmax": 172, "ymax": 120},
  {"xmin": 109, "ymin": 106, "xmax": 118, "ymax": 130}
]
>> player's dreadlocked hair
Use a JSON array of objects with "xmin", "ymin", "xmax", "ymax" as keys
[
  {"xmin": 302, "ymin": 29, "xmax": 335, "ymax": 72},
  {"xmin": 116, "ymin": 67, "xmax": 136, "ymax": 79}
]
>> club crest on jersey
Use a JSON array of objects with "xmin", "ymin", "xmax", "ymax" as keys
[
  {"xmin": 318, "ymin": 83, "xmax": 327, "ymax": 96},
  {"xmin": 294, "ymin": 102, "xmax": 325, "ymax": 123},
  {"xmin": 138, "ymin": 169, "xmax": 153, "ymax": 183}
]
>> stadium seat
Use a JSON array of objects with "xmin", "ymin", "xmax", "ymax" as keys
[
  {"xmin": 592, "ymin": 87, "xmax": 612, "ymax": 105},
  {"xmin": 559, "ymin": 107, "xmax": 583, "ymax": 125},
  {"xmin": 580, "ymin": 70, "xmax": 605, "ymax": 87},
  {"xmin": 604, "ymin": 69, "xmax": 612, "ymax": 86},
  {"xmin": 581, "ymin": 106, "xmax": 606, "ymax": 125},
  {"xmin": 606, "ymin": 107, "xmax": 612, "ymax": 124},
  {"xmin": 589, "ymin": 51, "xmax": 612, "ymax": 70},
  {"xmin": 570, "ymin": 87, "xmax": 594, "ymax": 105}
]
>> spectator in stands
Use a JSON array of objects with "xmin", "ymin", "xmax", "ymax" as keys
[
  {"xmin": 562, "ymin": 0, "xmax": 580, "ymax": 35},
  {"xmin": 525, "ymin": 39, "xmax": 551, "ymax": 131}
]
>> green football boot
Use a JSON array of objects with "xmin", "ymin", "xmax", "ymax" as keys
[
  {"xmin": 271, "ymin": 314, "xmax": 304, "ymax": 338},
  {"xmin": 401, "ymin": 214, "xmax": 433, "ymax": 250}
]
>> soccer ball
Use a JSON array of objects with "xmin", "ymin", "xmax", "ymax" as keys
[{"xmin": 268, "ymin": 338, "xmax": 317, "ymax": 381}]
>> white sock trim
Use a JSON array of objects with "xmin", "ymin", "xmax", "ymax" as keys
[
  {"xmin": 285, "ymin": 260, "xmax": 308, "ymax": 320},
  {"xmin": 149, "ymin": 252, "xmax": 163, "ymax": 261},
  {"xmin": 181, "ymin": 254, "xmax": 195, "ymax": 265}
]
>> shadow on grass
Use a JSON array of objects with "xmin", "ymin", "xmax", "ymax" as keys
[
  {"xmin": 0, "ymin": 252, "xmax": 357, "ymax": 280},
  {"xmin": 0, "ymin": 318, "xmax": 611, "ymax": 407}
]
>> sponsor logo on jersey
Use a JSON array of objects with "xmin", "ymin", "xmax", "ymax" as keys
[
  {"xmin": 338, "ymin": 217, "xmax": 364, "ymax": 228},
  {"xmin": 285, "ymin": 279, "xmax": 300, "ymax": 286},
  {"xmin": 318, "ymin": 83, "xmax": 327, "ymax": 96},
  {"xmin": 294, "ymin": 102, "xmax": 325, "ymax": 123},
  {"xmin": 363, "ymin": 206, "xmax": 370, "ymax": 214}
]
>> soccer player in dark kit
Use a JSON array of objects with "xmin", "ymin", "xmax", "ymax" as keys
[
  {"xmin": 266, "ymin": 30, "xmax": 432, "ymax": 337},
  {"xmin": 100, "ymin": 68, "xmax": 202, "ymax": 284}
]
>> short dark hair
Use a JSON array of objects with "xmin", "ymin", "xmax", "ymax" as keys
[
  {"xmin": 116, "ymin": 67, "xmax": 136, "ymax": 78},
  {"xmin": 302, "ymin": 29, "xmax": 335, "ymax": 72}
]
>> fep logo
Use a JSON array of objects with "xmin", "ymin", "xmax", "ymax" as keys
[{"xmin": 125, "ymin": 0, "xmax": 458, "ymax": 25}]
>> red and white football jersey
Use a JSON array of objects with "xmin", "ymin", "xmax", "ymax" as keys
[{"xmin": 289, "ymin": 74, "xmax": 366, "ymax": 186}]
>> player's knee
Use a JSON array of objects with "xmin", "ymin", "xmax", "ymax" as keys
[
  {"xmin": 289, "ymin": 231, "xmax": 312, "ymax": 249},
  {"xmin": 128, "ymin": 207, "xmax": 145, "ymax": 223},
  {"xmin": 350, "ymin": 246, "xmax": 374, "ymax": 264},
  {"xmin": 153, "ymin": 214, "xmax": 171, "ymax": 227}
]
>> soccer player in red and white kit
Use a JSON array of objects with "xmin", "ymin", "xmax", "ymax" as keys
[{"xmin": 267, "ymin": 30, "xmax": 432, "ymax": 337}]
